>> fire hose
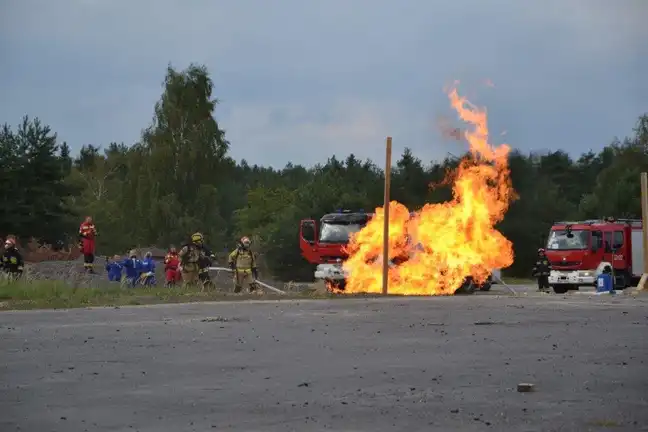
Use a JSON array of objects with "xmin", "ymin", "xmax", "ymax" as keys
[
  {"xmin": 491, "ymin": 273, "xmax": 517, "ymax": 295},
  {"xmin": 208, "ymin": 267, "xmax": 286, "ymax": 295},
  {"xmin": 206, "ymin": 267, "xmax": 512, "ymax": 296}
]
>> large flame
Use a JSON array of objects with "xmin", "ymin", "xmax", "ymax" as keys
[{"xmin": 341, "ymin": 84, "xmax": 515, "ymax": 295}]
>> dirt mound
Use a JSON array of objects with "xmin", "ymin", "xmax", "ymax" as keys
[
  {"xmin": 10, "ymin": 237, "xmax": 82, "ymax": 263},
  {"xmin": 26, "ymin": 260, "xmax": 106, "ymax": 288}
]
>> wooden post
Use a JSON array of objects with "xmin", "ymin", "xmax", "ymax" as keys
[
  {"xmin": 382, "ymin": 137, "xmax": 392, "ymax": 295},
  {"xmin": 637, "ymin": 172, "xmax": 648, "ymax": 291}
]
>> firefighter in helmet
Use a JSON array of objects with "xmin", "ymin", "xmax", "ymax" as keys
[
  {"xmin": 532, "ymin": 248, "xmax": 551, "ymax": 292},
  {"xmin": 228, "ymin": 236, "xmax": 259, "ymax": 293},
  {"xmin": 2, "ymin": 237, "xmax": 24, "ymax": 279},
  {"xmin": 178, "ymin": 232, "xmax": 206, "ymax": 286},
  {"xmin": 192, "ymin": 233, "xmax": 216, "ymax": 290}
]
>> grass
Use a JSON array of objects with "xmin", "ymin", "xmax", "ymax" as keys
[
  {"xmin": 0, "ymin": 278, "xmax": 329, "ymax": 311},
  {"xmin": 0, "ymin": 274, "xmax": 535, "ymax": 311}
]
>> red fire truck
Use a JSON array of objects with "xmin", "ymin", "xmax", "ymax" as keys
[
  {"xmin": 545, "ymin": 218, "xmax": 644, "ymax": 293},
  {"xmin": 299, "ymin": 209, "xmax": 496, "ymax": 293}
]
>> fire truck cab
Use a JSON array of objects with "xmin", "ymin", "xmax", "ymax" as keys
[
  {"xmin": 299, "ymin": 210, "xmax": 372, "ymax": 289},
  {"xmin": 546, "ymin": 218, "xmax": 644, "ymax": 294}
]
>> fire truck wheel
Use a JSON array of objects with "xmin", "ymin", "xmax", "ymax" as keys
[
  {"xmin": 615, "ymin": 271, "xmax": 629, "ymax": 289},
  {"xmin": 478, "ymin": 282, "xmax": 492, "ymax": 291},
  {"xmin": 552, "ymin": 285, "xmax": 569, "ymax": 294},
  {"xmin": 454, "ymin": 279, "xmax": 476, "ymax": 295}
]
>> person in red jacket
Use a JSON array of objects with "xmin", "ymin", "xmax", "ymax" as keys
[
  {"xmin": 164, "ymin": 246, "xmax": 181, "ymax": 287},
  {"xmin": 78, "ymin": 216, "xmax": 97, "ymax": 272}
]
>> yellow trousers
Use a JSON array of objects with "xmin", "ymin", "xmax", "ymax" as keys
[
  {"xmin": 233, "ymin": 270, "xmax": 257, "ymax": 293},
  {"xmin": 182, "ymin": 270, "xmax": 199, "ymax": 287}
]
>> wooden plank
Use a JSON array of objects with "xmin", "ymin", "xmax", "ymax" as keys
[{"xmin": 382, "ymin": 137, "xmax": 392, "ymax": 295}]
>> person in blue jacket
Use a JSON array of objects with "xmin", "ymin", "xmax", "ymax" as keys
[
  {"xmin": 596, "ymin": 265, "xmax": 615, "ymax": 294},
  {"xmin": 140, "ymin": 251, "xmax": 157, "ymax": 286},
  {"xmin": 105, "ymin": 255, "xmax": 123, "ymax": 282},
  {"xmin": 121, "ymin": 249, "xmax": 142, "ymax": 288}
]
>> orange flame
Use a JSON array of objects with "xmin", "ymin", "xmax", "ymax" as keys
[{"xmin": 341, "ymin": 84, "xmax": 515, "ymax": 295}]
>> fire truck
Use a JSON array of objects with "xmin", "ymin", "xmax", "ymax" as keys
[
  {"xmin": 545, "ymin": 218, "xmax": 644, "ymax": 294},
  {"xmin": 299, "ymin": 209, "xmax": 496, "ymax": 293}
]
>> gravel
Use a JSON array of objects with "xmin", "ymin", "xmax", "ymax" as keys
[
  {"xmin": 23, "ymin": 259, "xmax": 311, "ymax": 293},
  {"xmin": 25, "ymin": 259, "xmax": 106, "ymax": 287}
]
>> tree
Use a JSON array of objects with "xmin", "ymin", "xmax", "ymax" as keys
[
  {"xmin": 0, "ymin": 116, "xmax": 77, "ymax": 242},
  {"xmin": 0, "ymin": 123, "xmax": 21, "ymax": 237},
  {"xmin": 579, "ymin": 123, "xmax": 648, "ymax": 219},
  {"xmin": 60, "ymin": 142, "xmax": 72, "ymax": 176},
  {"xmin": 142, "ymin": 64, "xmax": 229, "ymax": 201},
  {"xmin": 392, "ymin": 148, "xmax": 429, "ymax": 208},
  {"xmin": 124, "ymin": 64, "xmax": 230, "ymax": 248}
]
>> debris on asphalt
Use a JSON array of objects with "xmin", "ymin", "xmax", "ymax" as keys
[
  {"xmin": 201, "ymin": 316, "xmax": 229, "ymax": 322},
  {"xmin": 517, "ymin": 383, "xmax": 535, "ymax": 393},
  {"xmin": 474, "ymin": 321, "xmax": 504, "ymax": 326},
  {"xmin": 200, "ymin": 316, "xmax": 249, "ymax": 323}
]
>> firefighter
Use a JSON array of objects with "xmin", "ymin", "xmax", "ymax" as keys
[
  {"xmin": 228, "ymin": 236, "xmax": 259, "ymax": 294},
  {"xmin": 164, "ymin": 246, "xmax": 181, "ymax": 287},
  {"xmin": 196, "ymin": 240, "xmax": 216, "ymax": 291},
  {"xmin": 532, "ymin": 248, "xmax": 551, "ymax": 292},
  {"xmin": 178, "ymin": 233, "xmax": 205, "ymax": 287},
  {"xmin": 2, "ymin": 237, "xmax": 24, "ymax": 279},
  {"xmin": 78, "ymin": 216, "xmax": 98, "ymax": 273}
]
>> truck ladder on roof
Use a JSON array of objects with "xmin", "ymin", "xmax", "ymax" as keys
[
  {"xmin": 554, "ymin": 219, "xmax": 642, "ymax": 226},
  {"xmin": 614, "ymin": 218, "xmax": 642, "ymax": 226}
]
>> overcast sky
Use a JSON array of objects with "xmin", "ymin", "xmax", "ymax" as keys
[{"xmin": 1, "ymin": 0, "xmax": 647, "ymax": 168}]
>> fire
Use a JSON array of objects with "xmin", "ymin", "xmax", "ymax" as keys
[{"xmin": 341, "ymin": 84, "xmax": 515, "ymax": 295}]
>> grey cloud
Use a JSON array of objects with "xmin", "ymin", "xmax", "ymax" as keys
[{"xmin": 1, "ymin": 0, "xmax": 646, "ymax": 168}]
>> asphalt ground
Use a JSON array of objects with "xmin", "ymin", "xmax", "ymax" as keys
[{"xmin": 2, "ymin": 285, "xmax": 648, "ymax": 432}]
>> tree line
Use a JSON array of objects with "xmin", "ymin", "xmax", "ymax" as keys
[{"xmin": 1, "ymin": 63, "xmax": 647, "ymax": 280}]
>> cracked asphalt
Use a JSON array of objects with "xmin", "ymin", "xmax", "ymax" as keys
[{"xmin": 2, "ymin": 287, "xmax": 648, "ymax": 432}]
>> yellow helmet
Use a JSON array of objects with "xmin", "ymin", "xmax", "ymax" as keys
[{"xmin": 191, "ymin": 232, "xmax": 204, "ymax": 244}]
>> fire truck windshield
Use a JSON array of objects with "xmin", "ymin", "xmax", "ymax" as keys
[
  {"xmin": 319, "ymin": 222, "xmax": 363, "ymax": 243},
  {"xmin": 546, "ymin": 229, "xmax": 589, "ymax": 251}
]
